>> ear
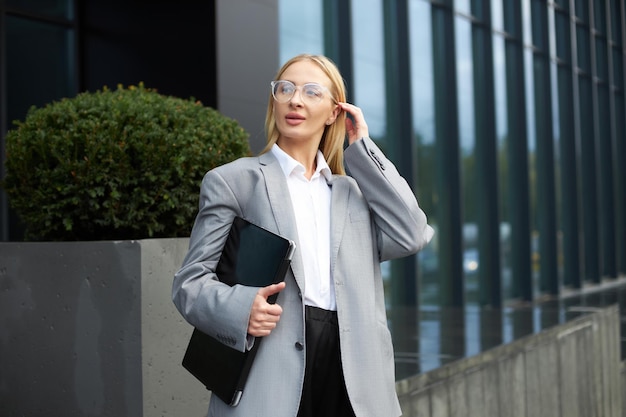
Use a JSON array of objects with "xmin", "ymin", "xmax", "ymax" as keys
[{"xmin": 325, "ymin": 105, "xmax": 341, "ymax": 125}]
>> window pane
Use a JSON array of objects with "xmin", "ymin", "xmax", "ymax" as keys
[
  {"xmin": 409, "ymin": 0, "xmax": 438, "ymax": 306},
  {"xmin": 576, "ymin": 25, "xmax": 591, "ymax": 73},
  {"xmin": 522, "ymin": 0, "xmax": 533, "ymax": 46},
  {"xmin": 613, "ymin": 46, "xmax": 623, "ymax": 90},
  {"xmin": 6, "ymin": 0, "xmax": 73, "ymax": 20},
  {"xmin": 574, "ymin": 0, "xmax": 588, "ymax": 23},
  {"xmin": 595, "ymin": 38, "xmax": 608, "ymax": 81},
  {"xmin": 351, "ymin": 0, "xmax": 386, "ymax": 139},
  {"xmin": 6, "ymin": 16, "xmax": 76, "ymax": 124},
  {"xmin": 555, "ymin": 10, "xmax": 571, "ymax": 63},
  {"xmin": 610, "ymin": 0, "xmax": 623, "ymax": 44},
  {"xmin": 279, "ymin": 0, "xmax": 323, "ymax": 63},
  {"xmin": 525, "ymin": 47, "xmax": 539, "ymax": 297},
  {"xmin": 493, "ymin": 34, "xmax": 512, "ymax": 294},
  {"xmin": 492, "ymin": 0, "xmax": 504, "ymax": 32},
  {"xmin": 455, "ymin": 0, "xmax": 471, "ymax": 15},
  {"xmin": 594, "ymin": 0, "xmax": 606, "ymax": 33},
  {"xmin": 455, "ymin": 17, "xmax": 479, "ymax": 303}
]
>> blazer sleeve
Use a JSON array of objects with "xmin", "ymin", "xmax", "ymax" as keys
[
  {"xmin": 171, "ymin": 168, "xmax": 259, "ymax": 353},
  {"xmin": 344, "ymin": 137, "xmax": 434, "ymax": 261}
]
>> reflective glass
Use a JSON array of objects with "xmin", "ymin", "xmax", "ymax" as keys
[
  {"xmin": 492, "ymin": 0, "xmax": 504, "ymax": 32},
  {"xmin": 613, "ymin": 46, "xmax": 623, "ymax": 89},
  {"xmin": 493, "ymin": 34, "xmax": 512, "ymax": 297},
  {"xmin": 576, "ymin": 26, "xmax": 591, "ymax": 73},
  {"xmin": 609, "ymin": 0, "xmax": 623, "ymax": 44},
  {"xmin": 524, "ymin": 48, "xmax": 540, "ymax": 298},
  {"xmin": 279, "ymin": 0, "xmax": 323, "ymax": 64},
  {"xmin": 522, "ymin": 0, "xmax": 533, "ymax": 46},
  {"xmin": 574, "ymin": 0, "xmax": 588, "ymax": 23},
  {"xmin": 455, "ymin": 17, "xmax": 479, "ymax": 303},
  {"xmin": 594, "ymin": 0, "xmax": 606, "ymax": 34},
  {"xmin": 554, "ymin": 10, "xmax": 570, "ymax": 62},
  {"xmin": 351, "ymin": 0, "xmax": 386, "ymax": 139},
  {"xmin": 6, "ymin": 16, "xmax": 76, "ymax": 125},
  {"xmin": 409, "ymin": 0, "xmax": 437, "ymax": 307},
  {"xmin": 351, "ymin": 0, "xmax": 389, "ymax": 303},
  {"xmin": 595, "ymin": 38, "xmax": 608, "ymax": 81},
  {"xmin": 6, "ymin": 0, "xmax": 73, "ymax": 20},
  {"xmin": 455, "ymin": 0, "xmax": 471, "ymax": 15}
]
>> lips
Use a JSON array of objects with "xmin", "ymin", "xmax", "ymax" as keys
[{"xmin": 285, "ymin": 112, "xmax": 305, "ymax": 125}]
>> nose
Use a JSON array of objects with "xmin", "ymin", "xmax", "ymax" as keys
[{"xmin": 289, "ymin": 86, "xmax": 304, "ymax": 105}]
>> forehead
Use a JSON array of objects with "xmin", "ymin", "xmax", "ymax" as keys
[{"xmin": 281, "ymin": 60, "xmax": 331, "ymax": 85}]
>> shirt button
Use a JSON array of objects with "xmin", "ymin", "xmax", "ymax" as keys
[{"xmin": 295, "ymin": 342, "xmax": 304, "ymax": 351}]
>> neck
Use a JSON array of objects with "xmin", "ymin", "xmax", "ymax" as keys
[{"xmin": 276, "ymin": 140, "xmax": 319, "ymax": 179}]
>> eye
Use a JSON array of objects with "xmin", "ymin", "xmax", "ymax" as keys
[
  {"xmin": 278, "ymin": 82, "xmax": 295, "ymax": 95},
  {"xmin": 303, "ymin": 84, "xmax": 324, "ymax": 99}
]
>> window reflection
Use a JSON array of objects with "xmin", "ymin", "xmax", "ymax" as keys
[
  {"xmin": 6, "ymin": 0, "xmax": 74, "ymax": 20},
  {"xmin": 455, "ymin": 17, "xmax": 480, "ymax": 304},
  {"xmin": 409, "ymin": 0, "xmax": 438, "ymax": 307},
  {"xmin": 6, "ymin": 16, "xmax": 76, "ymax": 124},
  {"xmin": 279, "ymin": 0, "xmax": 323, "ymax": 64},
  {"xmin": 351, "ymin": 0, "xmax": 386, "ymax": 139},
  {"xmin": 493, "ymin": 34, "xmax": 513, "ymax": 299}
]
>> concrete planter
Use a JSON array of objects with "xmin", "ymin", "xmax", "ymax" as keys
[{"xmin": 0, "ymin": 239, "xmax": 210, "ymax": 417}]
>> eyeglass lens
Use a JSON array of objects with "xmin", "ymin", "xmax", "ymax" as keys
[{"xmin": 271, "ymin": 81, "xmax": 327, "ymax": 103}]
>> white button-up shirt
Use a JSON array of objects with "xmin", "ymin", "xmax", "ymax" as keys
[{"xmin": 271, "ymin": 144, "xmax": 336, "ymax": 311}]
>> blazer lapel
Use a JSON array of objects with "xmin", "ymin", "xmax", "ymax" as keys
[
  {"xmin": 259, "ymin": 152, "xmax": 306, "ymax": 290},
  {"xmin": 328, "ymin": 176, "xmax": 349, "ymax": 276}
]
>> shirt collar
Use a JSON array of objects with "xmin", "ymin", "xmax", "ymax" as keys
[{"xmin": 270, "ymin": 144, "xmax": 332, "ymax": 181}]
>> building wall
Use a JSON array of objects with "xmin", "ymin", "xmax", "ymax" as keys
[{"xmin": 1, "ymin": 0, "xmax": 625, "ymax": 310}]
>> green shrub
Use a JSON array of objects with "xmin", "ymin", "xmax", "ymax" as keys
[{"xmin": 2, "ymin": 84, "xmax": 250, "ymax": 241}]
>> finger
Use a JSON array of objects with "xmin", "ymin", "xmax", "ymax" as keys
[{"xmin": 257, "ymin": 282, "xmax": 286, "ymax": 299}]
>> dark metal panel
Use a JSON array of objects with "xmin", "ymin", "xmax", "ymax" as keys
[
  {"xmin": 554, "ymin": 8, "xmax": 582, "ymax": 289},
  {"xmin": 383, "ymin": 0, "xmax": 418, "ymax": 307},
  {"xmin": 432, "ymin": 3, "xmax": 464, "ymax": 307},
  {"xmin": 503, "ymin": 0, "xmax": 532, "ymax": 301},
  {"xmin": 1, "ymin": 1, "xmax": 7, "ymax": 242},
  {"xmin": 471, "ymin": 0, "xmax": 503, "ymax": 307},
  {"xmin": 531, "ymin": 0, "xmax": 559, "ymax": 295},
  {"xmin": 322, "ymin": 0, "xmax": 353, "ymax": 101}
]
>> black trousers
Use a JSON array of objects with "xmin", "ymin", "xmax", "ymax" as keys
[{"xmin": 297, "ymin": 306, "xmax": 356, "ymax": 417}]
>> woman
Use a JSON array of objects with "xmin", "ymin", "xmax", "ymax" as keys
[{"xmin": 172, "ymin": 54, "xmax": 434, "ymax": 417}]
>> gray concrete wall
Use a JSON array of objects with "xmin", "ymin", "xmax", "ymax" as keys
[
  {"xmin": 396, "ymin": 305, "xmax": 623, "ymax": 417},
  {"xmin": 2, "ymin": 239, "xmax": 623, "ymax": 417},
  {"xmin": 0, "ymin": 239, "xmax": 210, "ymax": 417}
]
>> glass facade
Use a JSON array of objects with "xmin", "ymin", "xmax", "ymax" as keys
[
  {"xmin": 2, "ymin": 0, "xmax": 625, "ymax": 309},
  {"xmin": 278, "ymin": 0, "xmax": 626, "ymax": 309}
]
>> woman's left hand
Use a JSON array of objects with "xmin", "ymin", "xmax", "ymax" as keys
[{"xmin": 339, "ymin": 102, "xmax": 369, "ymax": 145}]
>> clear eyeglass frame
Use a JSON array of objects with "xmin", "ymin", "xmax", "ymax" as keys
[{"xmin": 270, "ymin": 80, "xmax": 336, "ymax": 104}]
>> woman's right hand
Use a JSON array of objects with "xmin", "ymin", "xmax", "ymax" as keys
[{"xmin": 247, "ymin": 282, "xmax": 286, "ymax": 337}]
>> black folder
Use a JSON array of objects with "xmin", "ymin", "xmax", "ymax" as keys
[{"xmin": 182, "ymin": 217, "xmax": 296, "ymax": 406}]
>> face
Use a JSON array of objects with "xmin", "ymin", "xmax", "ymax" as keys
[{"xmin": 273, "ymin": 60, "xmax": 339, "ymax": 147}]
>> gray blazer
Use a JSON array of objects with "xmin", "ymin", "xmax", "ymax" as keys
[{"xmin": 172, "ymin": 137, "xmax": 434, "ymax": 417}]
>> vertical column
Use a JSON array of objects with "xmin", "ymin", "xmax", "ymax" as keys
[
  {"xmin": 554, "ymin": 5, "xmax": 582, "ymax": 288},
  {"xmin": 573, "ymin": 1, "xmax": 601, "ymax": 283},
  {"xmin": 322, "ymin": 0, "xmax": 353, "ymax": 100},
  {"xmin": 592, "ymin": 0, "xmax": 617, "ymax": 278},
  {"xmin": 432, "ymin": 1, "xmax": 464, "ymax": 307},
  {"xmin": 531, "ymin": 0, "xmax": 559, "ymax": 295},
  {"xmin": 216, "ymin": 0, "xmax": 279, "ymax": 152},
  {"xmin": 504, "ymin": 0, "xmax": 532, "ymax": 301},
  {"xmin": 0, "ymin": 5, "xmax": 8, "ymax": 241},
  {"xmin": 471, "ymin": 0, "xmax": 502, "ymax": 307}
]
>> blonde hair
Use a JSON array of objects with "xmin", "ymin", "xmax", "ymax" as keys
[{"xmin": 261, "ymin": 54, "xmax": 347, "ymax": 175}]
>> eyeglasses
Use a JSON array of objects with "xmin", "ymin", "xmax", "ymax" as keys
[{"xmin": 270, "ymin": 80, "xmax": 336, "ymax": 104}]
